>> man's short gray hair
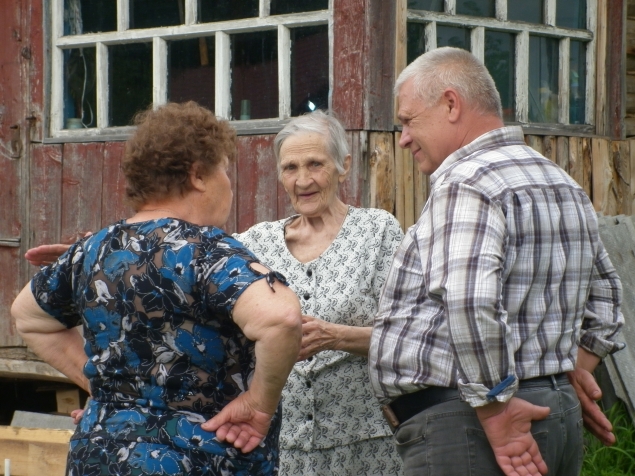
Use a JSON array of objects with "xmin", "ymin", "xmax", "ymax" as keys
[
  {"xmin": 395, "ymin": 47, "xmax": 502, "ymax": 118},
  {"xmin": 274, "ymin": 110, "xmax": 349, "ymax": 176}
]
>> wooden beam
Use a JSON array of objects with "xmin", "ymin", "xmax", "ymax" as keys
[
  {"xmin": 591, "ymin": 137, "xmax": 617, "ymax": 213},
  {"xmin": 0, "ymin": 426, "xmax": 73, "ymax": 476},
  {"xmin": 369, "ymin": 132, "xmax": 395, "ymax": 213},
  {"xmin": 0, "ymin": 358, "xmax": 71, "ymax": 383},
  {"xmin": 556, "ymin": 136, "xmax": 569, "ymax": 173},
  {"xmin": 607, "ymin": 0, "xmax": 626, "ymax": 139}
]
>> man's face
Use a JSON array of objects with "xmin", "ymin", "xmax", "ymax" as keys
[{"xmin": 397, "ymin": 79, "xmax": 452, "ymax": 175}]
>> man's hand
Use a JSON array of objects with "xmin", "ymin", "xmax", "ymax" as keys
[
  {"xmin": 201, "ymin": 392, "xmax": 274, "ymax": 453},
  {"xmin": 25, "ymin": 244, "xmax": 73, "ymax": 266},
  {"xmin": 567, "ymin": 348, "xmax": 615, "ymax": 446},
  {"xmin": 476, "ymin": 397, "xmax": 550, "ymax": 476}
]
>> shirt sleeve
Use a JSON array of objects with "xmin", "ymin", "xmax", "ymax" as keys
[
  {"xmin": 424, "ymin": 182, "xmax": 516, "ymax": 407},
  {"xmin": 578, "ymin": 240, "xmax": 625, "ymax": 357},
  {"xmin": 31, "ymin": 242, "xmax": 85, "ymax": 329},
  {"xmin": 199, "ymin": 234, "xmax": 288, "ymax": 317}
]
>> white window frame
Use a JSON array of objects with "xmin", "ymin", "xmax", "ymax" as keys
[
  {"xmin": 407, "ymin": 0, "xmax": 596, "ymax": 129},
  {"xmin": 49, "ymin": 0, "xmax": 331, "ymax": 139}
]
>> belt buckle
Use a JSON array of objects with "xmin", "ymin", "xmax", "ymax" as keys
[{"xmin": 381, "ymin": 404, "xmax": 400, "ymax": 432}]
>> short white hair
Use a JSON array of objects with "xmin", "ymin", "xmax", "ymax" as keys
[
  {"xmin": 395, "ymin": 47, "xmax": 502, "ymax": 118},
  {"xmin": 273, "ymin": 110, "xmax": 349, "ymax": 176}
]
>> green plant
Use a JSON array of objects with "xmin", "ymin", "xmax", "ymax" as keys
[{"xmin": 582, "ymin": 401, "xmax": 635, "ymax": 476}]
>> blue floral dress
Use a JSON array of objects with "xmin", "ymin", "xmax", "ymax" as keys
[{"xmin": 31, "ymin": 218, "xmax": 287, "ymax": 476}]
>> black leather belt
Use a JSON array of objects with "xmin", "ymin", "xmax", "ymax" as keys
[{"xmin": 382, "ymin": 373, "xmax": 569, "ymax": 431}]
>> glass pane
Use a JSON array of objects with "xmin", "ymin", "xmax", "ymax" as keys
[
  {"xmin": 290, "ymin": 25, "xmax": 329, "ymax": 116},
  {"xmin": 64, "ymin": 48, "xmax": 97, "ymax": 128},
  {"xmin": 408, "ymin": 0, "xmax": 444, "ymax": 12},
  {"xmin": 508, "ymin": 0, "xmax": 542, "ymax": 24},
  {"xmin": 168, "ymin": 37, "xmax": 215, "ymax": 112},
  {"xmin": 437, "ymin": 25, "xmax": 471, "ymax": 50},
  {"xmin": 557, "ymin": 0, "xmax": 586, "ymax": 29},
  {"xmin": 407, "ymin": 22, "xmax": 426, "ymax": 64},
  {"xmin": 64, "ymin": 0, "xmax": 116, "ymax": 35},
  {"xmin": 231, "ymin": 31, "xmax": 278, "ymax": 120},
  {"xmin": 109, "ymin": 43, "xmax": 153, "ymax": 126},
  {"xmin": 200, "ymin": 0, "xmax": 258, "ymax": 22},
  {"xmin": 569, "ymin": 41, "xmax": 587, "ymax": 124},
  {"xmin": 485, "ymin": 31, "xmax": 515, "ymax": 122},
  {"xmin": 528, "ymin": 35, "xmax": 559, "ymax": 123},
  {"xmin": 457, "ymin": 0, "xmax": 495, "ymax": 18},
  {"xmin": 271, "ymin": 0, "xmax": 328, "ymax": 15},
  {"xmin": 130, "ymin": 0, "xmax": 183, "ymax": 29}
]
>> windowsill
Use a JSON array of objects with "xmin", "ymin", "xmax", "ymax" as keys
[
  {"xmin": 393, "ymin": 123, "xmax": 595, "ymax": 138},
  {"xmin": 42, "ymin": 118, "xmax": 293, "ymax": 143}
]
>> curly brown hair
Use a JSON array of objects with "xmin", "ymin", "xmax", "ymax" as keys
[{"xmin": 123, "ymin": 101, "xmax": 237, "ymax": 209}]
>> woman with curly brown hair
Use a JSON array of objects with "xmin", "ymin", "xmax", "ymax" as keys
[{"xmin": 11, "ymin": 101, "xmax": 303, "ymax": 476}]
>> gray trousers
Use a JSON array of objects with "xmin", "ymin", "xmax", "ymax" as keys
[{"xmin": 393, "ymin": 377, "xmax": 583, "ymax": 476}]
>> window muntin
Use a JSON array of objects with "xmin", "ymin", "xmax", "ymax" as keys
[
  {"xmin": 53, "ymin": 1, "xmax": 330, "ymax": 136},
  {"xmin": 406, "ymin": 0, "xmax": 595, "ymax": 127}
]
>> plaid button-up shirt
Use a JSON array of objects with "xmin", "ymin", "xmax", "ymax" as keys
[{"xmin": 369, "ymin": 126, "xmax": 624, "ymax": 407}]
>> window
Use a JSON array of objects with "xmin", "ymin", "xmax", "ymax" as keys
[
  {"xmin": 406, "ymin": 0, "xmax": 595, "ymax": 127},
  {"xmin": 51, "ymin": 0, "xmax": 329, "ymax": 137}
]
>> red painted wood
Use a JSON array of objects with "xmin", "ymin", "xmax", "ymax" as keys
[
  {"xmin": 0, "ymin": 0, "xmax": 27, "ymax": 345},
  {"xmin": 225, "ymin": 152, "xmax": 238, "ymax": 234},
  {"xmin": 332, "ymin": 0, "xmax": 366, "ymax": 130},
  {"xmin": 340, "ymin": 131, "xmax": 363, "ymax": 207},
  {"xmin": 101, "ymin": 142, "xmax": 133, "ymax": 225},
  {"xmin": 235, "ymin": 135, "xmax": 279, "ymax": 233},
  {"xmin": 29, "ymin": 144, "xmax": 63, "ymax": 248},
  {"xmin": 61, "ymin": 143, "xmax": 105, "ymax": 242}
]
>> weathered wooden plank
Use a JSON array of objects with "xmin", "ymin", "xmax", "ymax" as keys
[
  {"xmin": 365, "ymin": 0, "xmax": 396, "ymax": 131},
  {"xmin": 341, "ymin": 131, "xmax": 364, "ymax": 208},
  {"xmin": 596, "ymin": 0, "xmax": 609, "ymax": 135},
  {"xmin": 394, "ymin": 0, "xmax": 407, "ymax": 123},
  {"xmin": 556, "ymin": 136, "xmax": 569, "ymax": 173},
  {"xmin": 525, "ymin": 135, "xmax": 544, "ymax": 155},
  {"xmin": 0, "ymin": 358, "xmax": 70, "ymax": 382},
  {"xmin": 331, "ymin": 0, "xmax": 365, "ymax": 129},
  {"xmin": 394, "ymin": 132, "xmax": 406, "ymax": 229},
  {"xmin": 369, "ymin": 132, "xmax": 395, "ymax": 213},
  {"xmin": 414, "ymin": 168, "xmax": 429, "ymax": 219},
  {"xmin": 403, "ymin": 148, "xmax": 416, "ymax": 229},
  {"xmin": 612, "ymin": 140, "xmax": 632, "ymax": 216},
  {"xmin": 0, "ymin": 426, "xmax": 73, "ymax": 476},
  {"xmin": 631, "ymin": 139, "xmax": 635, "ymax": 212},
  {"xmin": 607, "ymin": 0, "xmax": 626, "ymax": 139},
  {"xmin": 581, "ymin": 137, "xmax": 593, "ymax": 198},
  {"xmin": 29, "ymin": 145, "xmax": 62, "ymax": 251},
  {"xmin": 569, "ymin": 137, "xmax": 584, "ymax": 188},
  {"xmin": 225, "ymin": 151, "xmax": 238, "ymax": 234},
  {"xmin": 101, "ymin": 142, "xmax": 131, "ymax": 226},
  {"xmin": 591, "ymin": 137, "xmax": 617, "ymax": 214},
  {"xmin": 235, "ymin": 135, "xmax": 278, "ymax": 233},
  {"xmin": 542, "ymin": 135, "xmax": 557, "ymax": 162},
  {"xmin": 61, "ymin": 143, "xmax": 105, "ymax": 242}
]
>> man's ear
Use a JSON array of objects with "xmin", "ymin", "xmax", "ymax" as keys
[
  {"xmin": 188, "ymin": 162, "xmax": 207, "ymax": 192},
  {"xmin": 339, "ymin": 154, "xmax": 352, "ymax": 183},
  {"xmin": 443, "ymin": 88, "xmax": 461, "ymax": 123}
]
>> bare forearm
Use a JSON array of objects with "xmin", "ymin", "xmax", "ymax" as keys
[
  {"xmin": 333, "ymin": 324, "xmax": 372, "ymax": 356},
  {"xmin": 248, "ymin": 322, "xmax": 302, "ymax": 414},
  {"xmin": 21, "ymin": 327, "xmax": 89, "ymax": 392}
]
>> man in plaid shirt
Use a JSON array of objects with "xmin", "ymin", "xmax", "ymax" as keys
[{"xmin": 369, "ymin": 47, "xmax": 624, "ymax": 476}]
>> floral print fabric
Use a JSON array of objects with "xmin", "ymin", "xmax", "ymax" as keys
[
  {"xmin": 31, "ymin": 218, "xmax": 285, "ymax": 475},
  {"xmin": 235, "ymin": 207, "xmax": 404, "ymax": 474}
]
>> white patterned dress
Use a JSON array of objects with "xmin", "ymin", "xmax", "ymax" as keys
[{"xmin": 235, "ymin": 207, "xmax": 404, "ymax": 475}]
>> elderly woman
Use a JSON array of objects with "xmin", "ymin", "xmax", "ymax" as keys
[
  {"xmin": 25, "ymin": 110, "xmax": 404, "ymax": 475},
  {"xmin": 234, "ymin": 111, "xmax": 404, "ymax": 474},
  {"xmin": 12, "ymin": 102, "xmax": 303, "ymax": 476}
]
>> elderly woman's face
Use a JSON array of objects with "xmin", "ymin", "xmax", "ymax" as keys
[{"xmin": 279, "ymin": 133, "xmax": 344, "ymax": 218}]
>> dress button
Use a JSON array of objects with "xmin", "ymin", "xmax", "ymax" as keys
[
  {"xmin": 307, "ymin": 414, "xmax": 313, "ymax": 421},
  {"xmin": 306, "ymin": 380, "xmax": 312, "ymax": 388},
  {"xmin": 307, "ymin": 269, "xmax": 313, "ymax": 277},
  {"xmin": 307, "ymin": 356, "xmax": 313, "ymax": 362},
  {"xmin": 303, "ymin": 293, "xmax": 310, "ymax": 300}
]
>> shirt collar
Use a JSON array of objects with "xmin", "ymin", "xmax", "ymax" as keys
[{"xmin": 430, "ymin": 126, "xmax": 526, "ymax": 185}]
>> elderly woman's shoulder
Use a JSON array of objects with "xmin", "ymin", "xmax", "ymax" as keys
[
  {"xmin": 349, "ymin": 207, "xmax": 401, "ymax": 227},
  {"xmin": 232, "ymin": 217, "xmax": 289, "ymax": 248},
  {"xmin": 347, "ymin": 207, "xmax": 403, "ymax": 240}
]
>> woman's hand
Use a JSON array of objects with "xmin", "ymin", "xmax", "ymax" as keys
[
  {"xmin": 201, "ymin": 392, "xmax": 274, "ymax": 453},
  {"xmin": 70, "ymin": 408, "xmax": 85, "ymax": 425},
  {"xmin": 298, "ymin": 315, "xmax": 372, "ymax": 361}
]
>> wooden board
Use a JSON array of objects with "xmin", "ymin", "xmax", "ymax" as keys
[
  {"xmin": 0, "ymin": 426, "xmax": 72, "ymax": 476},
  {"xmin": 101, "ymin": 141, "xmax": 132, "ymax": 226},
  {"xmin": 29, "ymin": 145, "xmax": 63, "ymax": 249},
  {"xmin": 369, "ymin": 132, "xmax": 395, "ymax": 213}
]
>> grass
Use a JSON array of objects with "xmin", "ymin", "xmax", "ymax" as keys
[{"xmin": 582, "ymin": 401, "xmax": 635, "ymax": 476}]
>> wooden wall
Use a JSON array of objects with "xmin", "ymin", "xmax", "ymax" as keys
[
  {"xmin": 369, "ymin": 132, "xmax": 635, "ymax": 231},
  {"xmin": 626, "ymin": 0, "xmax": 635, "ymax": 137}
]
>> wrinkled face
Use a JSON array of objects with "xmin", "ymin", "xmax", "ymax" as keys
[
  {"xmin": 397, "ymin": 78, "xmax": 451, "ymax": 175},
  {"xmin": 204, "ymin": 156, "xmax": 233, "ymax": 228},
  {"xmin": 279, "ymin": 133, "xmax": 345, "ymax": 218}
]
